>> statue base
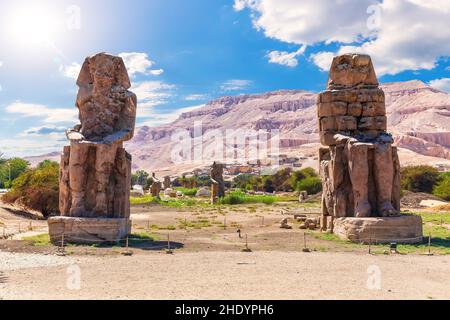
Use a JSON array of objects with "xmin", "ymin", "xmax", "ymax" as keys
[
  {"xmin": 333, "ymin": 215, "xmax": 423, "ymax": 244},
  {"xmin": 48, "ymin": 217, "xmax": 131, "ymax": 245}
]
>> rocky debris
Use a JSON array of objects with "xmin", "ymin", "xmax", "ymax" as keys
[
  {"xmin": 280, "ymin": 218, "xmax": 292, "ymax": 229},
  {"xmin": 163, "ymin": 188, "xmax": 177, "ymax": 198},
  {"xmin": 196, "ymin": 187, "xmax": 211, "ymax": 197},
  {"xmin": 400, "ymin": 191, "xmax": 446, "ymax": 208},
  {"xmin": 299, "ymin": 217, "xmax": 320, "ymax": 230},
  {"xmin": 299, "ymin": 191, "xmax": 308, "ymax": 202}
]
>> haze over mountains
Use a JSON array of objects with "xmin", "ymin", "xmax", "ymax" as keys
[{"xmin": 26, "ymin": 80, "xmax": 450, "ymax": 175}]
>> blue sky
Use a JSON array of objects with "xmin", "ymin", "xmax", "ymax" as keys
[{"xmin": 0, "ymin": 0, "xmax": 449, "ymax": 157}]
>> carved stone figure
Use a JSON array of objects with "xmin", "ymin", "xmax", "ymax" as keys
[
  {"xmin": 210, "ymin": 162, "xmax": 225, "ymax": 204},
  {"xmin": 150, "ymin": 173, "xmax": 162, "ymax": 198},
  {"xmin": 163, "ymin": 176, "xmax": 171, "ymax": 190},
  {"xmin": 48, "ymin": 53, "xmax": 137, "ymax": 244},
  {"xmin": 318, "ymin": 54, "xmax": 422, "ymax": 243}
]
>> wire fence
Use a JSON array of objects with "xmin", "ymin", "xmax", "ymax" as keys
[{"xmin": 0, "ymin": 220, "xmax": 439, "ymax": 256}]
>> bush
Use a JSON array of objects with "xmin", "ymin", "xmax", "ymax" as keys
[
  {"xmin": 2, "ymin": 161, "xmax": 59, "ymax": 217},
  {"xmin": 218, "ymin": 191, "xmax": 276, "ymax": 205},
  {"xmin": 176, "ymin": 187, "xmax": 198, "ymax": 196},
  {"xmin": 401, "ymin": 166, "xmax": 440, "ymax": 193},
  {"xmin": 296, "ymin": 177, "xmax": 322, "ymax": 195},
  {"xmin": 433, "ymin": 176, "xmax": 450, "ymax": 200}
]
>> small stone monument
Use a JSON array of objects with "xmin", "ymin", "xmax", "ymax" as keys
[
  {"xmin": 150, "ymin": 173, "xmax": 162, "ymax": 199},
  {"xmin": 163, "ymin": 176, "xmax": 171, "ymax": 190},
  {"xmin": 317, "ymin": 53, "xmax": 422, "ymax": 243},
  {"xmin": 210, "ymin": 162, "xmax": 225, "ymax": 204},
  {"xmin": 48, "ymin": 53, "xmax": 137, "ymax": 244}
]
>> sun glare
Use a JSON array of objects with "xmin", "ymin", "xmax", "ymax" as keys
[{"xmin": 8, "ymin": 6, "xmax": 58, "ymax": 46}]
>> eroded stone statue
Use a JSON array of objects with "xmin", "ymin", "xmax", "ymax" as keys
[
  {"xmin": 318, "ymin": 54, "xmax": 422, "ymax": 243},
  {"xmin": 163, "ymin": 176, "xmax": 171, "ymax": 190},
  {"xmin": 48, "ymin": 53, "xmax": 137, "ymax": 243},
  {"xmin": 318, "ymin": 53, "xmax": 400, "ymax": 220},
  {"xmin": 210, "ymin": 162, "xmax": 225, "ymax": 204},
  {"xmin": 150, "ymin": 173, "xmax": 162, "ymax": 198}
]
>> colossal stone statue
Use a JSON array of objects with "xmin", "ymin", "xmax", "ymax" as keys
[
  {"xmin": 210, "ymin": 162, "xmax": 225, "ymax": 204},
  {"xmin": 318, "ymin": 54, "xmax": 422, "ymax": 243},
  {"xmin": 48, "ymin": 53, "xmax": 137, "ymax": 244}
]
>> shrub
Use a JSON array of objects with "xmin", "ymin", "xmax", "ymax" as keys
[
  {"xmin": 296, "ymin": 176, "xmax": 322, "ymax": 195},
  {"xmin": 401, "ymin": 166, "xmax": 440, "ymax": 193},
  {"xmin": 218, "ymin": 191, "xmax": 276, "ymax": 205},
  {"xmin": 433, "ymin": 176, "xmax": 450, "ymax": 201},
  {"xmin": 176, "ymin": 187, "xmax": 198, "ymax": 196},
  {"xmin": 2, "ymin": 161, "xmax": 59, "ymax": 217}
]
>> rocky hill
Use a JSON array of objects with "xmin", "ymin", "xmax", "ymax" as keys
[
  {"xmin": 26, "ymin": 80, "xmax": 450, "ymax": 175},
  {"xmin": 124, "ymin": 80, "xmax": 450, "ymax": 175}
]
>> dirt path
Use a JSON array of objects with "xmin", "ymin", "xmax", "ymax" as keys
[{"xmin": 1, "ymin": 251, "xmax": 449, "ymax": 300}]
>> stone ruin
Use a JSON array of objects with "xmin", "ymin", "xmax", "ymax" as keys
[
  {"xmin": 150, "ymin": 172, "xmax": 162, "ymax": 198},
  {"xmin": 48, "ymin": 53, "xmax": 137, "ymax": 244},
  {"xmin": 318, "ymin": 53, "xmax": 423, "ymax": 243},
  {"xmin": 163, "ymin": 176, "xmax": 171, "ymax": 190},
  {"xmin": 210, "ymin": 162, "xmax": 225, "ymax": 204}
]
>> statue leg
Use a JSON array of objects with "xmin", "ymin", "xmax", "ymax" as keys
[
  {"xmin": 69, "ymin": 143, "xmax": 89, "ymax": 216},
  {"xmin": 94, "ymin": 144, "xmax": 118, "ymax": 215},
  {"xmin": 374, "ymin": 143, "xmax": 398, "ymax": 217},
  {"xmin": 347, "ymin": 142, "xmax": 371, "ymax": 217}
]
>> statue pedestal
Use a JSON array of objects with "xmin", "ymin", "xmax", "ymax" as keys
[
  {"xmin": 48, "ymin": 216, "xmax": 131, "ymax": 244},
  {"xmin": 333, "ymin": 215, "xmax": 423, "ymax": 244}
]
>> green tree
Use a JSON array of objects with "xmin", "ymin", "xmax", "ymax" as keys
[
  {"xmin": 401, "ymin": 165, "xmax": 440, "ymax": 193},
  {"xmin": 131, "ymin": 170, "xmax": 150, "ymax": 187},
  {"xmin": 433, "ymin": 174, "xmax": 450, "ymax": 200},
  {"xmin": 0, "ymin": 157, "xmax": 30, "ymax": 188},
  {"xmin": 296, "ymin": 176, "xmax": 322, "ymax": 195},
  {"xmin": 2, "ymin": 161, "xmax": 59, "ymax": 217}
]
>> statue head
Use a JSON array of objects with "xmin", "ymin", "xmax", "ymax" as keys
[
  {"xmin": 77, "ymin": 53, "xmax": 131, "ymax": 92},
  {"xmin": 327, "ymin": 53, "xmax": 378, "ymax": 89}
]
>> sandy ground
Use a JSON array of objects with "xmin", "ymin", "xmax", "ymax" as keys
[
  {"xmin": 1, "ymin": 199, "xmax": 449, "ymax": 300},
  {"xmin": 1, "ymin": 251, "xmax": 450, "ymax": 300}
]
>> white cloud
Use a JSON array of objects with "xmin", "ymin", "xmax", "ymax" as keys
[
  {"xmin": 131, "ymin": 81, "xmax": 176, "ymax": 117},
  {"xmin": 220, "ymin": 79, "xmax": 253, "ymax": 91},
  {"xmin": 139, "ymin": 104, "xmax": 205, "ymax": 127},
  {"xmin": 429, "ymin": 78, "xmax": 450, "ymax": 93},
  {"xmin": 61, "ymin": 52, "xmax": 164, "ymax": 80},
  {"xmin": 0, "ymin": 138, "xmax": 65, "ymax": 157},
  {"xmin": 60, "ymin": 62, "xmax": 81, "ymax": 80},
  {"xmin": 21, "ymin": 125, "xmax": 67, "ymax": 137},
  {"xmin": 267, "ymin": 45, "xmax": 306, "ymax": 67},
  {"xmin": 185, "ymin": 94, "xmax": 209, "ymax": 101},
  {"xmin": 310, "ymin": 51, "xmax": 335, "ymax": 72},
  {"xmin": 149, "ymin": 68, "xmax": 164, "ymax": 76},
  {"xmin": 5, "ymin": 102, "xmax": 78, "ymax": 123},
  {"xmin": 236, "ymin": 0, "xmax": 450, "ymax": 76},
  {"xmin": 118, "ymin": 52, "xmax": 164, "ymax": 77}
]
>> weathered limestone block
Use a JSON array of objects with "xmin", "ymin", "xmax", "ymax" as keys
[
  {"xmin": 333, "ymin": 216, "xmax": 423, "ymax": 244},
  {"xmin": 348, "ymin": 103, "xmax": 362, "ymax": 116},
  {"xmin": 49, "ymin": 53, "xmax": 137, "ymax": 244},
  {"xmin": 335, "ymin": 116, "xmax": 357, "ymax": 131},
  {"xmin": 48, "ymin": 217, "xmax": 131, "ymax": 244}
]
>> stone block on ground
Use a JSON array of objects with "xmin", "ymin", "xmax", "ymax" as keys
[{"xmin": 333, "ymin": 215, "xmax": 423, "ymax": 244}]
